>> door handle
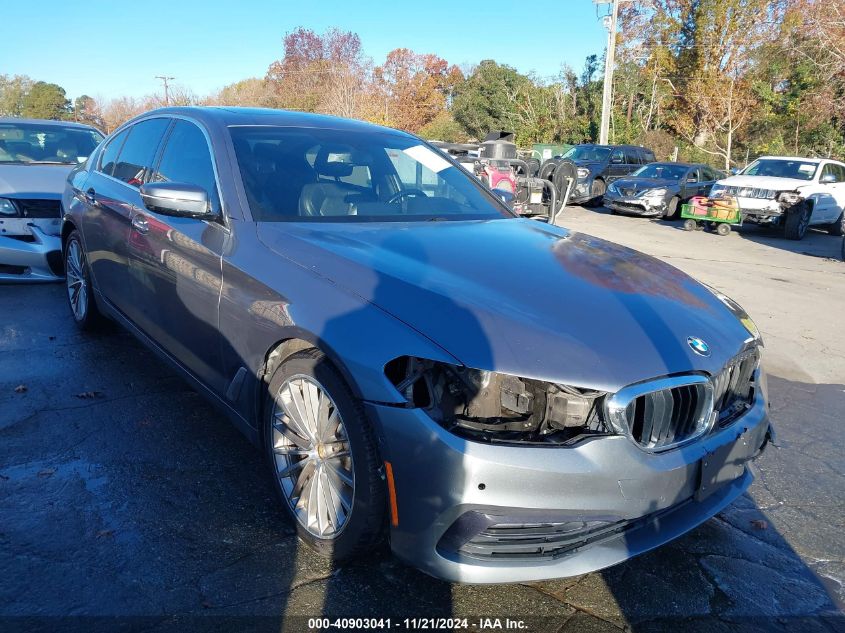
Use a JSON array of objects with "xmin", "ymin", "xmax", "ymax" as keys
[
  {"xmin": 131, "ymin": 214, "xmax": 150, "ymax": 234},
  {"xmin": 84, "ymin": 188, "xmax": 96, "ymax": 204}
]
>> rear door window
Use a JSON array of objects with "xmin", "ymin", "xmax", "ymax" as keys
[
  {"xmin": 151, "ymin": 120, "xmax": 220, "ymax": 213},
  {"xmin": 624, "ymin": 148, "xmax": 641, "ymax": 165},
  {"xmin": 112, "ymin": 118, "xmax": 171, "ymax": 187},
  {"xmin": 641, "ymin": 149, "xmax": 656, "ymax": 164},
  {"xmin": 97, "ymin": 129, "xmax": 130, "ymax": 177}
]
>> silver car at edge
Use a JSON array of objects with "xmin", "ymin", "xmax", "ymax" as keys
[
  {"xmin": 61, "ymin": 107, "xmax": 772, "ymax": 583},
  {"xmin": 0, "ymin": 117, "xmax": 103, "ymax": 282}
]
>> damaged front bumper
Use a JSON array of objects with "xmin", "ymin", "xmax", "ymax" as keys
[
  {"xmin": 367, "ymin": 385, "xmax": 770, "ymax": 583},
  {"xmin": 604, "ymin": 194, "xmax": 667, "ymax": 217},
  {"xmin": 0, "ymin": 218, "xmax": 64, "ymax": 282}
]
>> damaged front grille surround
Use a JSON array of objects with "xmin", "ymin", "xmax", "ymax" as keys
[
  {"xmin": 606, "ymin": 346, "xmax": 760, "ymax": 452},
  {"xmin": 385, "ymin": 347, "xmax": 760, "ymax": 451}
]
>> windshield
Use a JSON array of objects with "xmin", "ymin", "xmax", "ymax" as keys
[
  {"xmin": 632, "ymin": 164, "xmax": 688, "ymax": 180},
  {"xmin": 0, "ymin": 121, "xmax": 104, "ymax": 165},
  {"xmin": 741, "ymin": 158, "xmax": 819, "ymax": 181},
  {"xmin": 229, "ymin": 126, "xmax": 512, "ymax": 222},
  {"xmin": 562, "ymin": 145, "xmax": 612, "ymax": 162}
]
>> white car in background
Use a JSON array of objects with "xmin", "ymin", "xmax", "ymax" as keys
[{"xmin": 709, "ymin": 156, "xmax": 845, "ymax": 240}]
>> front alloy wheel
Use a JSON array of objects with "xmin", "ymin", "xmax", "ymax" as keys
[
  {"xmin": 271, "ymin": 374, "xmax": 355, "ymax": 538},
  {"xmin": 64, "ymin": 230, "xmax": 104, "ymax": 331},
  {"xmin": 264, "ymin": 349, "xmax": 386, "ymax": 560}
]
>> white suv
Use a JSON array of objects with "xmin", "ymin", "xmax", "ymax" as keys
[{"xmin": 710, "ymin": 156, "xmax": 845, "ymax": 240}]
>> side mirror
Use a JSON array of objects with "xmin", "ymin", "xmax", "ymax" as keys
[
  {"xmin": 493, "ymin": 186, "xmax": 515, "ymax": 207},
  {"xmin": 139, "ymin": 182, "xmax": 216, "ymax": 219},
  {"xmin": 729, "ymin": 167, "xmax": 741, "ymax": 175},
  {"xmin": 820, "ymin": 173, "xmax": 837, "ymax": 184}
]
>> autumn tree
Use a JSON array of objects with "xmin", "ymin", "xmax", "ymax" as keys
[
  {"xmin": 266, "ymin": 27, "xmax": 370, "ymax": 118},
  {"xmin": 373, "ymin": 48, "xmax": 462, "ymax": 132}
]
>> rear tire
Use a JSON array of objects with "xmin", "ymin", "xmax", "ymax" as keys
[
  {"xmin": 829, "ymin": 212, "xmax": 844, "ymax": 236},
  {"xmin": 263, "ymin": 348, "xmax": 386, "ymax": 561},
  {"xmin": 784, "ymin": 202, "xmax": 812, "ymax": 240},
  {"xmin": 683, "ymin": 219, "xmax": 697, "ymax": 231},
  {"xmin": 716, "ymin": 223, "xmax": 731, "ymax": 236},
  {"xmin": 64, "ymin": 230, "xmax": 105, "ymax": 332}
]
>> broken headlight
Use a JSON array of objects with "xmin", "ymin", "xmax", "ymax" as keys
[
  {"xmin": 385, "ymin": 357, "xmax": 610, "ymax": 445},
  {"xmin": 777, "ymin": 191, "xmax": 802, "ymax": 206}
]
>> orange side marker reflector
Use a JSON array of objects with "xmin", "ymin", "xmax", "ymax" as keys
[{"xmin": 384, "ymin": 461, "xmax": 399, "ymax": 527}]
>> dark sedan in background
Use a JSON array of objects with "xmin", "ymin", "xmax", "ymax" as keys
[
  {"xmin": 61, "ymin": 107, "xmax": 770, "ymax": 583},
  {"xmin": 603, "ymin": 162, "xmax": 725, "ymax": 219}
]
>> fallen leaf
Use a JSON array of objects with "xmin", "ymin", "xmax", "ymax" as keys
[
  {"xmin": 14, "ymin": 385, "xmax": 27, "ymax": 393},
  {"xmin": 75, "ymin": 391, "xmax": 103, "ymax": 399},
  {"xmin": 750, "ymin": 519, "xmax": 768, "ymax": 530},
  {"xmin": 96, "ymin": 529, "xmax": 115, "ymax": 539},
  {"xmin": 37, "ymin": 468, "xmax": 56, "ymax": 478}
]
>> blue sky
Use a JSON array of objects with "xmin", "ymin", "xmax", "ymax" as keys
[{"xmin": 2, "ymin": 0, "xmax": 609, "ymax": 101}]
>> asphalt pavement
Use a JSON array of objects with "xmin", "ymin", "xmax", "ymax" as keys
[{"xmin": 1, "ymin": 207, "xmax": 844, "ymax": 632}]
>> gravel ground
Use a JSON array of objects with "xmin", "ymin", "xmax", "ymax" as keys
[{"xmin": 1, "ymin": 206, "xmax": 844, "ymax": 632}]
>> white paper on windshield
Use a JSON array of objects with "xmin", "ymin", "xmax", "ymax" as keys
[
  {"xmin": 798, "ymin": 164, "xmax": 816, "ymax": 174},
  {"xmin": 403, "ymin": 144, "xmax": 452, "ymax": 174}
]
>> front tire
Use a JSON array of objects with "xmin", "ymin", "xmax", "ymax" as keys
[
  {"xmin": 784, "ymin": 202, "xmax": 812, "ymax": 240},
  {"xmin": 664, "ymin": 196, "xmax": 681, "ymax": 220},
  {"xmin": 64, "ymin": 230, "xmax": 105, "ymax": 331},
  {"xmin": 587, "ymin": 179, "xmax": 606, "ymax": 207},
  {"xmin": 263, "ymin": 349, "xmax": 386, "ymax": 561}
]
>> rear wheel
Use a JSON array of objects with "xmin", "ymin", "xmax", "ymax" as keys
[
  {"xmin": 716, "ymin": 223, "xmax": 731, "ymax": 236},
  {"xmin": 683, "ymin": 219, "xmax": 697, "ymax": 231},
  {"xmin": 264, "ymin": 349, "xmax": 386, "ymax": 561},
  {"xmin": 784, "ymin": 201, "xmax": 812, "ymax": 240},
  {"xmin": 829, "ymin": 212, "xmax": 844, "ymax": 236},
  {"xmin": 64, "ymin": 230, "xmax": 105, "ymax": 331}
]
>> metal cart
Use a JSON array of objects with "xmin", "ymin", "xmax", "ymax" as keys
[{"xmin": 680, "ymin": 195, "xmax": 742, "ymax": 236}]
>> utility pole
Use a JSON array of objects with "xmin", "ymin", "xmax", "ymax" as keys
[
  {"xmin": 155, "ymin": 75, "xmax": 175, "ymax": 106},
  {"xmin": 594, "ymin": 0, "xmax": 628, "ymax": 145}
]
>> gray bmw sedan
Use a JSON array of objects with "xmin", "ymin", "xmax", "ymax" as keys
[{"xmin": 61, "ymin": 107, "xmax": 771, "ymax": 583}]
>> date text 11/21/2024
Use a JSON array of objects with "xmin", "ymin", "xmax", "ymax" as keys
[{"xmin": 307, "ymin": 617, "xmax": 529, "ymax": 630}]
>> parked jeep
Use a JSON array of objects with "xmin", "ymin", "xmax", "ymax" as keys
[
  {"xmin": 554, "ymin": 144, "xmax": 656, "ymax": 206},
  {"xmin": 709, "ymin": 156, "xmax": 845, "ymax": 240}
]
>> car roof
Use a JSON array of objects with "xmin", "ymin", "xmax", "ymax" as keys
[
  {"xmin": 0, "ymin": 117, "xmax": 101, "ymax": 131},
  {"xmin": 755, "ymin": 155, "xmax": 822, "ymax": 163},
  {"xmin": 134, "ymin": 106, "xmax": 411, "ymax": 137},
  {"xmin": 647, "ymin": 162, "xmax": 701, "ymax": 168}
]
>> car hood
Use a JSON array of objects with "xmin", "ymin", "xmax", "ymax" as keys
[
  {"xmin": 610, "ymin": 177, "xmax": 678, "ymax": 194},
  {"xmin": 257, "ymin": 219, "xmax": 753, "ymax": 392},
  {"xmin": 0, "ymin": 163, "xmax": 75, "ymax": 199},
  {"xmin": 716, "ymin": 174, "xmax": 812, "ymax": 192}
]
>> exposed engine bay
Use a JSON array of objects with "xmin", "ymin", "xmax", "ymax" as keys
[{"xmin": 386, "ymin": 357, "xmax": 609, "ymax": 446}]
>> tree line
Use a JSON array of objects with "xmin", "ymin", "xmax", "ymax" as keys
[{"xmin": 1, "ymin": 0, "xmax": 842, "ymax": 169}]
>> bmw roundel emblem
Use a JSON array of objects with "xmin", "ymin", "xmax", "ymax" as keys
[{"xmin": 687, "ymin": 336, "xmax": 711, "ymax": 357}]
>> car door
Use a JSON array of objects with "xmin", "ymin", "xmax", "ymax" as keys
[
  {"xmin": 125, "ymin": 118, "xmax": 227, "ymax": 392},
  {"xmin": 828, "ymin": 164, "xmax": 845, "ymax": 222},
  {"xmin": 606, "ymin": 148, "xmax": 628, "ymax": 183},
  {"xmin": 814, "ymin": 163, "xmax": 840, "ymax": 224},
  {"xmin": 79, "ymin": 118, "xmax": 170, "ymax": 314}
]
